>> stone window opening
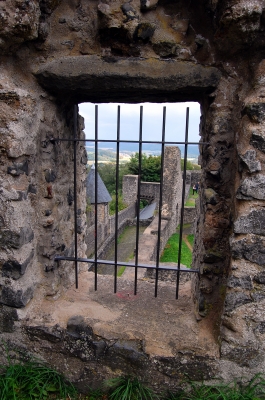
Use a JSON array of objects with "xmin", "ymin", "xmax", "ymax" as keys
[
  {"xmin": 54, "ymin": 102, "xmax": 202, "ymax": 299},
  {"xmin": 3, "ymin": 0, "xmax": 265, "ymax": 388}
]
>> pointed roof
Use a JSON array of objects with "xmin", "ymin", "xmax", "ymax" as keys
[{"xmin": 86, "ymin": 165, "xmax": 112, "ymax": 204}]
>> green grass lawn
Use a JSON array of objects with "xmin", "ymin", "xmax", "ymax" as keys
[
  {"xmin": 185, "ymin": 187, "xmax": 199, "ymax": 207},
  {"xmin": 160, "ymin": 232, "xmax": 193, "ymax": 268},
  {"xmin": 187, "ymin": 234, "xmax": 194, "ymax": 247}
]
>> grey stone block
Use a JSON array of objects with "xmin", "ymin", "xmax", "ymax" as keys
[
  {"xmin": 0, "ymin": 285, "xmax": 34, "ymax": 308},
  {"xmin": 231, "ymin": 236, "xmax": 265, "ymax": 266},
  {"xmin": 153, "ymin": 40, "xmax": 181, "ymax": 57},
  {"xmin": 121, "ymin": 3, "xmax": 138, "ymax": 20},
  {"xmin": 35, "ymin": 56, "xmax": 221, "ymax": 103},
  {"xmin": 25, "ymin": 325, "xmax": 63, "ymax": 343},
  {"xmin": 0, "ymin": 227, "xmax": 33, "ymax": 250},
  {"xmin": 227, "ymin": 276, "xmax": 253, "ymax": 290},
  {"xmin": 221, "ymin": 341, "xmax": 261, "ymax": 367},
  {"xmin": 244, "ymin": 103, "xmax": 265, "ymax": 123},
  {"xmin": 236, "ymin": 174, "xmax": 265, "ymax": 200},
  {"xmin": 251, "ymin": 292, "xmax": 265, "ymax": 302},
  {"xmin": 225, "ymin": 292, "xmax": 251, "ymax": 312},
  {"xmin": 2, "ymin": 249, "xmax": 34, "ymax": 280},
  {"xmin": 0, "ymin": 305, "xmax": 18, "ymax": 332},
  {"xmin": 234, "ymin": 210, "xmax": 265, "ymax": 235},
  {"xmin": 254, "ymin": 272, "xmax": 265, "ymax": 284},
  {"xmin": 254, "ymin": 321, "xmax": 265, "ymax": 334},
  {"xmin": 7, "ymin": 160, "xmax": 28, "ymax": 176},
  {"xmin": 250, "ymin": 131, "xmax": 265, "ymax": 153},
  {"xmin": 66, "ymin": 315, "xmax": 93, "ymax": 338},
  {"xmin": 239, "ymin": 150, "xmax": 261, "ymax": 173},
  {"xmin": 0, "ymin": 230, "xmax": 21, "ymax": 249},
  {"xmin": 44, "ymin": 169, "xmax": 57, "ymax": 182}
]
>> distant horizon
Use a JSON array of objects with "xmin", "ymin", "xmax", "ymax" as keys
[
  {"xmin": 85, "ymin": 142, "xmax": 199, "ymax": 158},
  {"xmin": 79, "ymin": 102, "xmax": 201, "ymax": 144}
]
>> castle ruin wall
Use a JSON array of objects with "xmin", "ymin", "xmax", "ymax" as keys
[{"xmin": 1, "ymin": 0, "xmax": 265, "ymax": 391}]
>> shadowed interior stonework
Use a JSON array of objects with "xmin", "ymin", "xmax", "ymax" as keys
[{"xmin": 1, "ymin": 0, "xmax": 265, "ymax": 393}]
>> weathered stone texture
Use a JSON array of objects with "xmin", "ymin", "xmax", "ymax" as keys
[
  {"xmin": 239, "ymin": 150, "xmax": 261, "ymax": 173},
  {"xmin": 237, "ymin": 174, "xmax": 265, "ymax": 200},
  {"xmin": 1, "ymin": 0, "xmax": 265, "ymax": 391},
  {"xmin": 231, "ymin": 235, "xmax": 265, "ymax": 266},
  {"xmin": 234, "ymin": 210, "xmax": 265, "ymax": 235}
]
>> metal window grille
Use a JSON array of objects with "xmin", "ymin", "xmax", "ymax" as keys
[{"xmin": 54, "ymin": 104, "xmax": 201, "ymax": 299}]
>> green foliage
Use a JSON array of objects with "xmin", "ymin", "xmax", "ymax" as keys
[
  {"xmin": 85, "ymin": 387, "xmax": 106, "ymax": 399},
  {"xmin": 86, "ymin": 199, "xmax": 92, "ymax": 213},
  {"xmin": 180, "ymin": 159, "xmax": 201, "ymax": 171},
  {"xmin": 117, "ymin": 266, "xmax": 126, "ymax": 276},
  {"xmin": 0, "ymin": 351, "xmax": 77, "ymax": 400},
  {"xmin": 187, "ymin": 234, "xmax": 194, "ymax": 247},
  {"xmin": 165, "ymin": 374, "xmax": 265, "ymax": 400},
  {"xmin": 106, "ymin": 376, "xmax": 158, "ymax": 400},
  {"xmin": 160, "ymin": 232, "xmax": 193, "ymax": 268},
  {"xmin": 127, "ymin": 153, "xmax": 161, "ymax": 182},
  {"xmin": 96, "ymin": 163, "xmax": 129, "ymax": 195},
  {"xmin": 140, "ymin": 199, "xmax": 149, "ymax": 209},
  {"xmin": 184, "ymin": 199, "xmax": 195, "ymax": 207},
  {"xmin": 109, "ymin": 193, "xmax": 128, "ymax": 215},
  {"xmin": 185, "ymin": 187, "xmax": 199, "ymax": 207},
  {"xmin": 89, "ymin": 155, "xmax": 200, "ymax": 196},
  {"xmin": 126, "ymin": 153, "xmax": 201, "ymax": 183}
]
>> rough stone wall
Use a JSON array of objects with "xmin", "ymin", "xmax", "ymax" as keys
[
  {"xmin": 109, "ymin": 202, "xmax": 136, "ymax": 233},
  {"xmin": 85, "ymin": 202, "xmax": 136, "ymax": 256},
  {"xmin": 122, "ymin": 174, "xmax": 138, "ymax": 204},
  {"xmin": 123, "ymin": 177, "xmax": 161, "ymax": 209},
  {"xmin": 184, "ymin": 207, "xmax": 197, "ymax": 225},
  {"xmin": 140, "ymin": 181, "xmax": 161, "ymax": 207},
  {"xmin": 190, "ymin": 170, "xmax": 202, "ymax": 187},
  {"xmin": 85, "ymin": 222, "xmax": 109, "ymax": 258},
  {"xmin": 0, "ymin": 66, "xmax": 87, "ymax": 306},
  {"xmin": 218, "ymin": 60, "xmax": 265, "ymax": 380},
  {"xmin": 161, "ymin": 146, "xmax": 182, "ymax": 237},
  {"xmin": 1, "ymin": 0, "xmax": 265, "ymax": 389}
]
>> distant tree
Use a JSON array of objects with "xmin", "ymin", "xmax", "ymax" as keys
[
  {"xmin": 127, "ymin": 153, "xmax": 200, "ymax": 182},
  {"xmin": 127, "ymin": 153, "xmax": 161, "ymax": 182},
  {"xmin": 87, "ymin": 153, "xmax": 201, "ymax": 194},
  {"xmin": 109, "ymin": 193, "xmax": 128, "ymax": 215},
  {"xmin": 180, "ymin": 159, "xmax": 201, "ymax": 170},
  {"xmin": 93, "ymin": 163, "xmax": 129, "ymax": 195}
]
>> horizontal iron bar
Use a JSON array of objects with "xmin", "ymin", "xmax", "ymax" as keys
[
  {"xmin": 54, "ymin": 256, "xmax": 199, "ymax": 273},
  {"xmin": 50, "ymin": 138, "xmax": 208, "ymax": 145}
]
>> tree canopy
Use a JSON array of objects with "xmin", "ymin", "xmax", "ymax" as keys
[
  {"xmin": 126, "ymin": 153, "xmax": 200, "ymax": 182},
  {"xmin": 89, "ymin": 152, "xmax": 200, "ymax": 195},
  {"xmin": 126, "ymin": 153, "xmax": 161, "ymax": 182}
]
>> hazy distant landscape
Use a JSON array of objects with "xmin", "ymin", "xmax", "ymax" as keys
[{"xmin": 86, "ymin": 143, "xmax": 199, "ymax": 165}]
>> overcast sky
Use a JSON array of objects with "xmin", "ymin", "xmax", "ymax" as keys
[{"xmin": 79, "ymin": 102, "xmax": 201, "ymax": 145}]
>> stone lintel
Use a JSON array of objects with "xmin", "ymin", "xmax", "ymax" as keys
[{"xmin": 34, "ymin": 56, "xmax": 221, "ymax": 103}]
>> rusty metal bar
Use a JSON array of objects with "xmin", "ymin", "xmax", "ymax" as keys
[
  {"xmin": 73, "ymin": 104, "xmax": 78, "ymax": 289},
  {"xmin": 114, "ymin": 106, "xmax": 120, "ymax": 293},
  {"xmin": 155, "ymin": 106, "xmax": 166, "ymax": 297},
  {"xmin": 134, "ymin": 106, "xmax": 143, "ymax": 295},
  {"xmin": 176, "ymin": 107, "xmax": 189, "ymax": 299},
  {"xmin": 55, "ymin": 255, "xmax": 199, "ymax": 273},
  {"xmin": 94, "ymin": 105, "xmax": 98, "ymax": 291}
]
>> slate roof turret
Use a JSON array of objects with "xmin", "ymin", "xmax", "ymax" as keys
[{"xmin": 86, "ymin": 164, "xmax": 112, "ymax": 204}]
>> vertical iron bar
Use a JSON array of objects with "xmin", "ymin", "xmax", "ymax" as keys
[
  {"xmin": 94, "ymin": 105, "xmax": 98, "ymax": 291},
  {"xmin": 73, "ymin": 104, "xmax": 78, "ymax": 289},
  {"xmin": 114, "ymin": 106, "xmax": 120, "ymax": 293},
  {"xmin": 155, "ymin": 106, "xmax": 166, "ymax": 297},
  {"xmin": 134, "ymin": 105, "xmax": 143, "ymax": 295},
  {"xmin": 176, "ymin": 107, "xmax": 189, "ymax": 299}
]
